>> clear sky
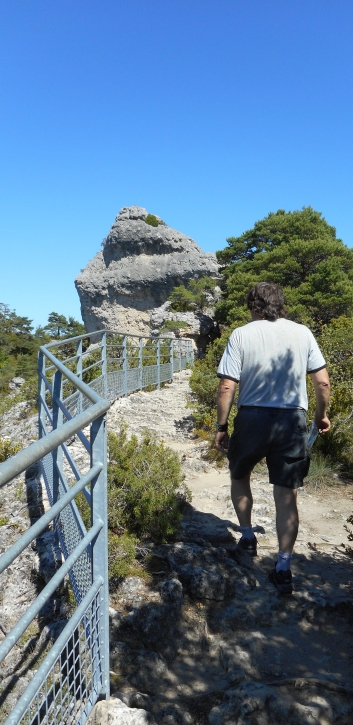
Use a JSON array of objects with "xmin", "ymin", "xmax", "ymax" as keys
[{"xmin": 1, "ymin": 0, "xmax": 353, "ymax": 328}]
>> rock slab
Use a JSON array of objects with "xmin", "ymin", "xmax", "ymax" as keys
[{"xmin": 87, "ymin": 698, "xmax": 156, "ymax": 724}]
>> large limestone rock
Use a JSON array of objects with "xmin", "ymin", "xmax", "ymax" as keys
[{"xmin": 75, "ymin": 206, "xmax": 219, "ymax": 335}]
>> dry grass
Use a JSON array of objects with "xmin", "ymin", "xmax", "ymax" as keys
[{"xmin": 305, "ymin": 452, "xmax": 342, "ymax": 491}]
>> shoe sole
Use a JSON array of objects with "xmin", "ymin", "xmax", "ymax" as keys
[{"xmin": 268, "ymin": 573, "xmax": 293, "ymax": 595}]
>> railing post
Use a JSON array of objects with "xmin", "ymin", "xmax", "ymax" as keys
[
  {"xmin": 76, "ymin": 339, "xmax": 83, "ymax": 414},
  {"xmin": 139, "ymin": 337, "xmax": 143, "ymax": 390},
  {"xmin": 170, "ymin": 337, "xmax": 174, "ymax": 382},
  {"xmin": 52, "ymin": 370, "xmax": 63, "ymax": 505},
  {"xmin": 179, "ymin": 338, "xmax": 182, "ymax": 373},
  {"xmin": 38, "ymin": 350, "xmax": 46, "ymax": 441},
  {"xmin": 90, "ymin": 413, "xmax": 110, "ymax": 701},
  {"xmin": 157, "ymin": 338, "xmax": 161, "ymax": 390},
  {"xmin": 123, "ymin": 335, "xmax": 127, "ymax": 396},
  {"xmin": 102, "ymin": 332, "xmax": 108, "ymax": 398}
]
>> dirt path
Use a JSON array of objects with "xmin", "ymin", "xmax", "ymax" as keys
[
  {"xmin": 1, "ymin": 373, "xmax": 353, "ymax": 723},
  {"xmin": 105, "ymin": 370, "xmax": 353, "ymax": 725}
]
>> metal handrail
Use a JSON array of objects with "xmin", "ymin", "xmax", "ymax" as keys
[
  {"xmin": 0, "ymin": 400, "xmax": 108, "ymax": 488},
  {"xmin": 45, "ymin": 328, "xmax": 178, "ymax": 348},
  {"xmin": 0, "ymin": 328, "xmax": 194, "ymax": 725},
  {"xmin": 0, "ymin": 462, "xmax": 103, "ymax": 576}
]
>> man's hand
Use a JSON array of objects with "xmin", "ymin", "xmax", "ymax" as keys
[
  {"xmin": 314, "ymin": 414, "xmax": 331, "ymax": 434},
  {"xmin": 215, "ymin": 430, "xmax": 229, "ymax": 453}
]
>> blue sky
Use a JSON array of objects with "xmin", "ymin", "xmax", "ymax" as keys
[{"xmin": 1, "ymin": 0, "xmax": 353, "ymax": 328}]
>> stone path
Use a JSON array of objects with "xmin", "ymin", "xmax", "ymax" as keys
[
  {"xmin": 1, "ymin": 372, "xmax": 353, "ymax": 724},
  {"xmin": 102, "ymin": 370, "xmax": 353, "ymax": 725}
]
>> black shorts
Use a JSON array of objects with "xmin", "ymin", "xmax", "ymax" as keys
[{"xmin": 227, "ymin": 407, "xmax": 310, "ymax": 489}]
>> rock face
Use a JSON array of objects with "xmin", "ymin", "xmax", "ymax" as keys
[{"xmin": 75, "ymin": 206, "xmax": 219, "ymax": 336}]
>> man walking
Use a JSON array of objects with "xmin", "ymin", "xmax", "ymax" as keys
[{"xmin": 215, "ymin": 282, "xmax": 330, "ymax": 594}]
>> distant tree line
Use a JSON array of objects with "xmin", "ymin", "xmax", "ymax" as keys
[{"xmin": 0, "ymin": 306, "xmax": 85, "ymax": 413}]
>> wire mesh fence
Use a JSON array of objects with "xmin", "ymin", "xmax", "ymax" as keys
[{"xmin": 0, "ymin": 329, "xmax": 193, "ymax": 725}]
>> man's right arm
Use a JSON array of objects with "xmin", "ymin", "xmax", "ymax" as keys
[{"xmin": 309, "ymin": 368, "xmax": 331, "ymax": 433}]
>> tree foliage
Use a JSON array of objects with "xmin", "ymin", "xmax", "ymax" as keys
[
  {"xmin": 216, "ymin": 207, "xmax": 353, "ymax": 328},
  {"xmin": 0, "ymin": 304, "xmax": 85, "ymax": 411},
  {"xmin": 168, "ymin": 276, "xmax": 218, "ymax": 312},
  {"xmin": 44, "ymin": 312, "xmax": 85, "ymax": 339}
]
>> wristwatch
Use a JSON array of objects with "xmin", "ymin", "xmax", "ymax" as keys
[{"xmin": 216, "ymin": 422, "xmax": 228, "ymax": 432}]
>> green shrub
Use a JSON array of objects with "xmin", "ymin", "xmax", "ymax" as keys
[
  {"xmin": 145, "ymin": 214, "xmax": 160, "ymax": 227},
  {"xmin": 108, "ymin": 532, "xmax": 138, "ymax": 580},
  {"xmin": 0, "ymin": 438, "xmax": 21, "ymax": 463},
  {"xmin": 75, "ymin": 424, "xmax": 190, "ymax": 583},
  {"xmin": 160, "ymin": 320, "xmax": 189, "ymax": 333},
  {"xmin": 108, "ymin": 425, "xmax": 190, "ymax": 542},
  {"xmin": 168, "ymin": 286, "xmax": 196, "ymax": 312},
  {"xmin": 168, "ymin": 276, "xmax": 218, "ymax": 313}
]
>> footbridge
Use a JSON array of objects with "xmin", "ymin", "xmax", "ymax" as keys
[{"xmin": 0, "ymin": 331, "xmax": 193, "ymax": 725}]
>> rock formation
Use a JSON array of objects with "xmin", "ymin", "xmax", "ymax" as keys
[{"xmin": 75, "ymin": 207, "xmax": 219, "ymax": 336}]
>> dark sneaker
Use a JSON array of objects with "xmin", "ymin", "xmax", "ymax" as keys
[
  {"xmin": 236, "ymin": 535, "xmax": 257, "ymax": 557},
  {"xmin": 268, "ymin": 567, "xmax": 293, "ymax": 595}
]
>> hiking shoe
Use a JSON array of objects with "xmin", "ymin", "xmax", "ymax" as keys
[
  {"xmin": 236, "ymin": 536, "xmax": 257, "ymax": 557},
  {"xmin": 268, "ymin": 567, "xmax": 293, "ymax": 595}
]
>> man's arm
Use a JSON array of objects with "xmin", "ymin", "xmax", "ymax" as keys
[
  {"xmin": 215, "ymin": 377, "xmax": 238, "ymax": 451},
  {"xmin": 309, "ymin": 367, "xmax": 331, "ymax": 433}
]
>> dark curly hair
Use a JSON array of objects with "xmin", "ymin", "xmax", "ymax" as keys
[{"xmin": 246, "ymin": 282, "xmax": 286, "ymax": 321}]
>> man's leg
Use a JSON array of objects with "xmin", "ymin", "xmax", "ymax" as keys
[
  {"xmin": 268, "ymin": 485, "xmax": 298, "ymax": 594},
  {"xmin": 231, "ymin": 474, "xmax": 257, "ymax": 554},
  {"xmin": 273, "ymin": 485, "xmax": 299, "ymax": 553},
  {"xmin": 231, "ymin": 474, "xmax": 253, "ymax": 526}
]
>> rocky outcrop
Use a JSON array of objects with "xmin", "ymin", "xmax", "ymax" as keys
[
  {"xmin": 75, "ymin": 207, "xmax": 219, "ymax": 336},
  {"xmin": 150, "ymin": 295, "xmax": 221, "ymax": 354}
]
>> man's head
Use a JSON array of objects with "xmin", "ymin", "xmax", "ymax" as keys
[{"xmin": 247, "ymin": 282, "xmax": 285, "ymax": 321}]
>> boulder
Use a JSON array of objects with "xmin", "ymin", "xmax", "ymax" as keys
[
  {"xmin": 75, "ymin": 207, "xmax": 219, "ymax": 336},
  {"xmin": 87, "ymin": 698, "xmax": 156, "ymax": 724}
]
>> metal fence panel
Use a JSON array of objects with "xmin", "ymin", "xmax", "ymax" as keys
[{"xmin": 0, "ymin": 330, "xmax": 193, "ymax": 725}]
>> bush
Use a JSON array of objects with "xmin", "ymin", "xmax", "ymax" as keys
[
  {"xmin": 108, "ymin": 425, "xmax": 190, "ymax": 543},
  {"xmin": 0, "ymin": 438, "xmax": 21, "ymax": 462},
  {"xmin": 168, "ymin": 286, "xmax": 196, "ymax": 312},
  {"xmin": 168, "ymin": 276, "xmax": 218, "ymax": 313},
  {"xmin": 160, "ymin": 320, "xmax": 189, "ymax": 333},
  {"xmin": 145, "ymin": 214, "xmax": 161, "ymax": 227},
  {"xmin": 108, "ymin": 532, "xmax": 138, "ymax": 580},
  {"xmin": 76, "ymin": 423, "xmax": 192, "ymax": 581}
]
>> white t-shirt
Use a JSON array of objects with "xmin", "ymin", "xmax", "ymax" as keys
[{"xmin": 217, "ymin": 318, "xmax": 326, "ymax": 411}]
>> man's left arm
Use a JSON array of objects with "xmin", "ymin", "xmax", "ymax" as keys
[{"xmin": 215, "ymin": 377, "xmax": 237, "ymax": 452}]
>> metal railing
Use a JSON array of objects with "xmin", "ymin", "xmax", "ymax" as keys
[{"xmin": 0, "ymin": 330, "xmax": 193, "ymax": 725}]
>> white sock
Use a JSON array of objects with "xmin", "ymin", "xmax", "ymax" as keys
[
  {"xmin": 240, "ymin": 526, "xmax": 254, "ymax": 540},
  {"xmin": 276, "ymin": 551, "xmax": 292, "ymax": 573}
]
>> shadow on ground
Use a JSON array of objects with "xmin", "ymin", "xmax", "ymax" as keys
[{"xmin": 108, "ymin": 506, "xmax": 353, "ymax": 724}]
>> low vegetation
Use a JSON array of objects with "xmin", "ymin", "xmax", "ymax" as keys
[
  {"xmin": 144, "ymin": 213, "xmax": 165, "ymax": 227},
  {"xmin": 77, "ymin": 424, "xmax": 190, "ymax": 583},
  {"xmin": 0, "ymin": 437, "xmax": 21, "ymax": 463},
  {"xmin": 159, "ymin": 320, "xmax": 189, "ymax": 333}
]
